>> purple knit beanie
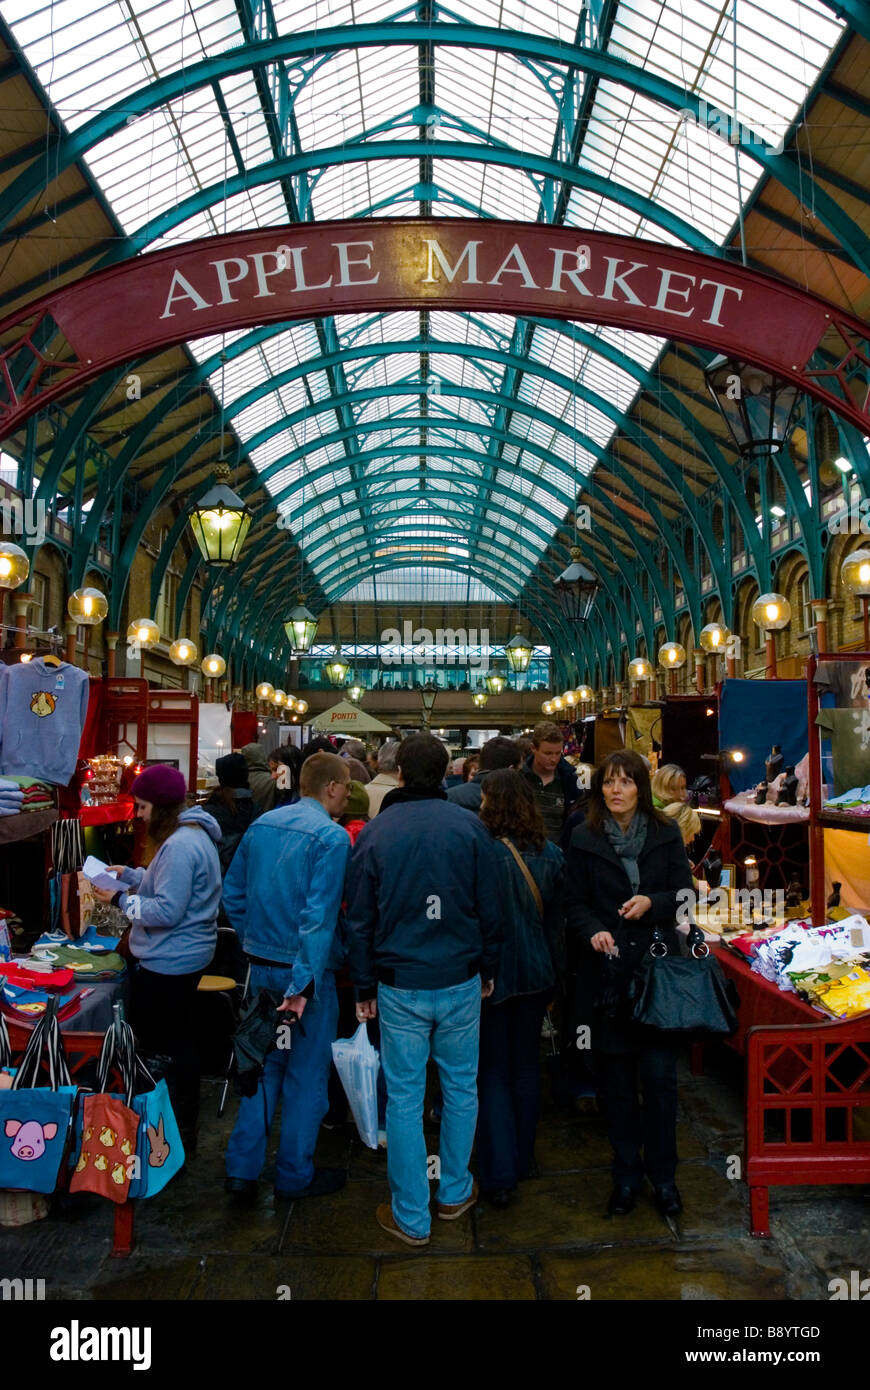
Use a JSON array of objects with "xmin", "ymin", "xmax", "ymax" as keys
[{"xmin": 131, "ymin": 764, "xmax": 187, "ymax": 806}]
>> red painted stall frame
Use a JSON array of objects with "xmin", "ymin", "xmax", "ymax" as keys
[
  {"xmin": 6, "ymin": 1019, "xmax": 135, "ymax": 1257},
  {"xmin": 745, "ymin": 1014, "xmax": 870, "ymax": 1238}
]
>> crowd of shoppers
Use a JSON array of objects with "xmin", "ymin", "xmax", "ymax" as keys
[{"xmin": 111, "ymin": 726, "xmax": 702, "ymax": 1242}]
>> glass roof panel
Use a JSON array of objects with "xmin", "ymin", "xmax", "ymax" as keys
[{"xmin": 2, "ymin": 0, "xmax": 846, "ymax": 603}]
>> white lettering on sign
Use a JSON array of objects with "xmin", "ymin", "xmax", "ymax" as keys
[
  {"xmin": 698, "ymin": 278, "xmax": 744, "ymax": 326},
  {"xmin": 421, "ymin": 238, "xmax": 482, "ymax": 284},
  {"xmin": 335, "ymin": 241, "xmax": 379, "ymax": 287},
  {"xmin": 600, "ymin": 258, "xmax": 647, "ymax": 306},
  {"xmin": 652, "ymin": 267, "xmax": 697, "ymax": 317},
  {"xmin": 159, "ymin": 269, "xmax": 210, "ymax": 318},
  {"xmin": 155, "ymin": 235, "xmax": 749, "ymax": 339},
  {"xmin": 487, "ymin": 243, "xmax": 538, "ymax": 289}
]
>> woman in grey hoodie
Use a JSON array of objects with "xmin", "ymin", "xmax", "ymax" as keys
[{"xmin": 93, "ymin": 764, "xmax": 222, "ymax": 1155}]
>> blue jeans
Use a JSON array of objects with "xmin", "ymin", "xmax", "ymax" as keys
[
  {"xmin": 378, "ymin": 975, "xmax": 481, "ymax": 1239},
  {"xmin": 225, "ymin": 966, "xmax": 339, "ymax": 1191}
]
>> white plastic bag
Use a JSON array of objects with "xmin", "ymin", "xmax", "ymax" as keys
[{"xmin": 331, "ymin": 1023, "xmax": 380, "ymax": 1149}]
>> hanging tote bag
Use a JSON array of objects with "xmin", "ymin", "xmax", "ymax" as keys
[
  {"xmin": 331, "ymin": 1023, "xmax": 380, "ymax": 1149},
  {"xmin": 69, "ymin": 1012, "xmax": 140, "ymax": 1205},
  {"xmin": 629, "ymin": 926, "xmax": 739, "ymax": 1037},
  {"xmin": 0, "ymin": 997, "xmax": 77, "ymax": 1194},
  {"xmin": 128, "ymin": 1058, "xmax": 185, "ymax": 1199}
]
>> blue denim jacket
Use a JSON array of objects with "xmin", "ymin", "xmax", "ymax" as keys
[{"xmin": 222, "ymin": 797, "xmax": 350, "ymax": 999}]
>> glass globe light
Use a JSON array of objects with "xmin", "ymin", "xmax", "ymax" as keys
[
  {"xmin": 658, "ymin": 641, "xmax": 686, "ymax": 669},
  {"xmin": 67, "ymin": 587, "xmax": 108, "ymax": 626},
  {"xmin": 169, "ymin": 638, "xmax": 198, "ymax": 666},
  {"xmin": 751, "ymin": 593, "xmax": 791, "ymax": 631},
  {"xmin": 0, "ymin": 541, "xmax": 29, "ymax": 590},
  {"xmin": 699, "ymin": 622, "xmax": 730, "ymax": 653},
  {"xmin": 256, "ymin": 682, "xmax": 275, "ymax": 701},
  {"xmin": 628, "ymin": 657, "xmax": 653, "ymax": 680},
  {"xmin": 841, "ymin": 550, "xmax": 870, "ymax": 598},
  {"xmin": 126, "ymin": 618, "xmax": 159, "ymax": 649}
]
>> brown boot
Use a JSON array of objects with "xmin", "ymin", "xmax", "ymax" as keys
[{"xmin": 376, "ymin": 1203, "xmax": 430, "ymax": 1246}]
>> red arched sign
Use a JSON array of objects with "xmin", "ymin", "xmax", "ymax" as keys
[{"xmin": 1, "ymin": 219, "xmax": 868, "ymax": 437}]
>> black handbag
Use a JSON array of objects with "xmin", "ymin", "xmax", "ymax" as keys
[{"xmin": 629, "ymin": 925, "xmax": 739, "ymax": 1037}]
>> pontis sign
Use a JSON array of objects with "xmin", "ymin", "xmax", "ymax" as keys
[{"xmin": 51, "ymin": 222, "xmax": 825, "ymax": 379}]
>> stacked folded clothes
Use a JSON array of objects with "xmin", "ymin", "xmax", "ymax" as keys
[
  {"xmin": 0, "ymin": 775, "xmax": 54, "ymax": 814},
  {"xmin": 822, "ymin": 785, "xmax": 870, "ymax": 814},
  {"xmin": 0, "ymin": 778, "xmax": 24, "ymax": 818},
  {"xmin": 33, "ymin": 926, "xmax": 120, "ymax": 955},
  {"xmin": 788, "ymin": 953, "xmax": 870, "ymax": 1015},
  {"xmin": 29, "ymin": 944, "xmax": 126, "ymax": 979},
  {"xmin": 0, "ymin": 959, "xmax": 74, "ymax": 991},
  {"xmin": 0, "ymin": 981, "xmax": 82, "ymax": 1021}
]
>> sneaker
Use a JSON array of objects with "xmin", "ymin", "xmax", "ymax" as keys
[
  {"xmin": 436, "ymin": 1180, "xmax": 478, "ymax": 1220},
  {"xmin": 274, "ymin": 1167, "xmax": 347, "ymax": 1201},
  {"xmin": 377, "ymin": 1128, "xmax": 387, "ymax": 1150},
  {"xmin": 376, "ymin": 1203, "xmax": 429, "ymax": 1246}
]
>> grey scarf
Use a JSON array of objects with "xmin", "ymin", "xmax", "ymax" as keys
[{"xmin": 603, "ymin": 811, "xmax": 648, "ymax": 895}]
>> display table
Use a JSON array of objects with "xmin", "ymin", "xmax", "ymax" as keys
[
  {"xmin": 0, "ymin": 807, "xmax": 57, "ymax": 844},
  {"xmin": 713, "ymin": 946, "xmax": 821, "ymax": 1052},
  {"xmin": 65, "ymin": 976, "xmax": 128, "ymax": 1032},
  {"xmin": 702, "ymin": 946, "xmax": 870, "ymax": 1238}
]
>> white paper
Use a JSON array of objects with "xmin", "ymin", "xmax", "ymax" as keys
[{"xmin": 82, "ymin": 855, "xmax": 120, "ymax": 892}]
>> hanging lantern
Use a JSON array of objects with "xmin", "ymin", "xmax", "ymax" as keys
[
  {"xmin": 294, "ymin": 698, "xmax": 308, "ymax": 715},
  {"xmin": 201, "ymin": 653, "xmax": 226, "ymax": 678},
  {"xmin": 699, "ymin": 622, "xmax": 730, "ymax": 653},
  {"xmin": 187, "ymin": 463, "xmax": 252, "ymax": 566},
  {"xmin": 126, "ymin": 618, "xmax": 159, "ymax": 650},
  {"xmin": 703, "ymin": 356, "xmax": 800, "ymax": 457},
  {"xmin": 751, "ymin": 592, "xmax": 792, "ymax": 631},
  {"xmin": 485, "ymin": 672, "xmax": 507, "ymax": 695},
  {"xmin": 628, "ymin": 657, "xmax": 653, "ymax": 681},
  {"xmin": 553, "ymin": 547, "xmax": 601, "ymax": 624},
  {"xmin": 169, "ymin": 637, "xmax": 198, "ymax": 666},
  {"xmin": 348, "ymin": 683, "xmax": 365, "ymax": 703},
  {"xmin": 0, "ymin": 541, "xmax": 29, "ymax": 590},
  {"xmin": 505, "ymin": 628, "xmax": 533, "ymax": 674},
  {"xmin": 67, "ymin": 588, "xmax": 107, "ymax": 626},
  {"xmin": 472, "ymin": 691, "xmax": 488, "ymax": 708},
  {"xmin": 283, "ymin": 596, "xmax": 318, "ymax": 652},
  {"xmin": 325, "ymin": 650, "xmax": 350, "ymax": 687},
  {"xmin": 658, "ymin": 641, "xmax": 686, "ymax": 670},
  {"xmin": 256, "ymin": 681, "xmax": 275, "ymax": 701}
]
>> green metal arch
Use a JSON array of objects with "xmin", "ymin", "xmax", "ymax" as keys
[{"xmin": 3, "ymin": 23, "xmax": 867, "ymax": 273}]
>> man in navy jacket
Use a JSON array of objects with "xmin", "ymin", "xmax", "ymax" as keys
[{"xmin": 346, "ymin": 734, "xmax": 501, "ymax": 1246}]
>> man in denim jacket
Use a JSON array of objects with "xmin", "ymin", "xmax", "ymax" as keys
[{"xmin": 222, "ymin": 751, "xmax": 351, "ymax": 1202}]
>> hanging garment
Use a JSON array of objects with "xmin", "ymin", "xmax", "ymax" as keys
[
  {"xmin": 814, "ymin": 660, "xmax": 870, "ymax": 710},
  {"xmin": 0, "ymin": 660, "xmax": 89, "ymax": 786},
  {"xmin": 815, "ymin": 708, "xmax": 870, "ymax": 797}
]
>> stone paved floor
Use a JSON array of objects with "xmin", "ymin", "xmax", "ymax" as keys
[{"xmin": 1, "ymin": 1046, "xmax": 867, "ymax": 1301}]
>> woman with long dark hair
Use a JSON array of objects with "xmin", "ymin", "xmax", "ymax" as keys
[
  {"xmin": 564, "ymin": 749, "xmax": 693, "ymax": 1218},
  {"xmin": 93, "ymin": 764, "xmax": 222, "ymax": 1154},
  {"xmin": 477, "ymin": 769, "xmax": 564, "ymax": 1208}
]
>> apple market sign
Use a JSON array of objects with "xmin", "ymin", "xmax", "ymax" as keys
[{"xmin": 0, "ymin": 219, "xmax": 868, "ymax": 436}]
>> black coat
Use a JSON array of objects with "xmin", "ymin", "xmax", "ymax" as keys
[{"xmin": 564, "ymin": 814, "xmax": 693, "ymax": 1052}]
